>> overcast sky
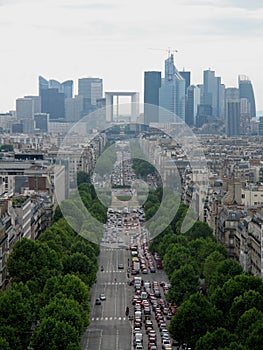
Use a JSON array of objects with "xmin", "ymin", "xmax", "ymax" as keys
[{"xmin": 0, "ymin": 0, "xmax": 262, "ymax": 113}]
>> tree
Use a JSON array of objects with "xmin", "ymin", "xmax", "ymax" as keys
[
  {"xmin": 195, "ymin": 328, "xmax": 238, "ymax": 350},
  {"xmin": 228, "ymin": 290, "xmax": 263, "ymax": 329},
  {"xmin": 0, "ymin": 285, "xmax": 34, "ymax": 348},
  {"xmin": 163, "ymin": 243, "xmax": 192, "ymax": 278},
  {"xmin": 52, "ymin": 205, "xmax": 63, "ymax": 223},
  {"xmin": 7, "ymin": 238, "xmax": 62, "ymax": 288},
  {"xmin": 63, "ymin": 252, "xmax": 97, "ymax": 286},
  {"xmin": 42, "ymin": 274, "xmax": 90, "ymax": 311},
  {"xmin": 186, "ymin": 221, "xmax": 213, "ymax": 240},
  {"xmin": 203, "ymin": 251, "xmax": 226, "ymax": 284},
  {"xmin": 40, "ymin": 295, "xmax": 87, "ymax": 335},
  {"xmin": 30, "ymin": 317, "xmax": 82, "ymax": 350},
  {"xmin": 0, "ymin": 326, "xmax": 21, "ymax": 350},
  {"xmin": 168, "ymin": 264, "xmax": 199, "ymax": 305},
  {"xmin": 0, "ymin": 144, "xmax": 13, "ymax": 152},
  {"xmin": 0, "ymin": 337, "xmax": 10, "ymax": 350},
  {"xmin": 189, "ymin": 237, "xmax": 226, "ymax": 275},
  {"xmin": 77, "ymin": 171, "xmax": 91, "ymax": 186},
  {"xmin": 210, "ymin": 274, "xmax": 263, "ymax": 315},
  {"xmin": 208, "ymin": 259, "xmax": 244, "ymax": 296},
  {"xmin": 169, "ymin": 292, "xmax": 222, "ymax": 348},
  {"xmin": 245, "ymin": 319, "xmax": 263, "ymax": 349},
  {"xmin": 235, "ymin": 308, "xmax": 263, "ymax": 342}
]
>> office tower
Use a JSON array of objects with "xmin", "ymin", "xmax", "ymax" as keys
[
  {"xmin": 226, "ymin": 101, "xmax": 240, "ymax": 137},
  {"xmin": 203, "ymin": 69, "xmax": 225, "ymax": 119},
  {"xmin": 65, "ymin": 95, "xmax": 85, "ymax": 122},
  {"xmin": 159, "ymin": 54, "xmax": 185, "ymax": 122},
  {"xmin": 225, "ymin": 87, "xmax": 239, "ymax": 101},
  {"xmin": 179, "ymin": 70, "xmax": 191, "ymax": 94},
  {"xmin": 16, "ymin": 96, "xmax": 41, "ymax": 120},
  {"xmin": 78, "ymin": 78, "xmax": 103, "ymax": 106},
  {"xmin": 186, "ymin": 85, "xmax": 200, "ymax": 127},
  {"xmin": 225, "ymin": 87, "xmax": 239, "ymax": 119},
  {"xmin": 144, "ymin": 71, "xmax": 161, "ymax": 124},
  {"xmin": 238, "ymin": 75, "xmax": 256, "ymax": 118},
  {"xmin": 21, "ymin": 118, "xmax": 34, "ymax": 133},
  {"xmin": 61, "ymin": 80, "xmax": 73, "ymax": 99},
  {"xmin": 259, "ymin": 117, "xmax": 263, "ymax": 136},
  {"xmin": 41, "ymin": 88, "xmax": 65, "ymax": 120},
  {"xmin": 39, "ymin": 76, "xmax": 48, "ymax": 95},
  {"xmin": 39, "ymin": 76, "xmax": 73, "ymax": 98},
  {"xmin": 196, "ymin": 104, "xmax": 212, "ymax": 127},
  {"xmin": 34, "ymin": 113, "xmax": 49, "ymax": 132}
]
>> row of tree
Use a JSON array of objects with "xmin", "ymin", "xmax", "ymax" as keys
[
  {"xmin": 146, "ymin": 189, "xmax": 263, "ymax": 349},
  {"xmin": 0, "ymin": 179, "xmax": 103, "ymax": 349}
]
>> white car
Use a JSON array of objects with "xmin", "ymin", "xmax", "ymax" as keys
[{"xmin": 99, "ymin": 293, "xmax": 106, "ymax": 301}]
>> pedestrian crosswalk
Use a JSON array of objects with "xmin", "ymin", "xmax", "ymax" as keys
[
  {"xmin": 103, "ymin": 282, "xmax": 127, "ymax": 285},
  {"xmin": 91, "ymin": 316, "xmax": 127, "ymax": 321},
  {"xmin": 100, "ymin": 270, "xmax": 125, "ymax": 273}
]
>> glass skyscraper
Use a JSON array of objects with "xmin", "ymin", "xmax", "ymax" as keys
[
  {"xmin": 238, "ymin": 75, "xmax": 256, "ymax": 118},
  {"xmin": 39, "ymin": 76, "xmax": 73, "ymax": 99},
  {"xmin": 144, "ymin": 71, "xmax": 161, "ymax": 125},
  {"xmin": 159, "ymin": 54, "xmax": 186, "ymax": 122},
  {"xmin": 203, "ymin": 69, "xmax": 225, "ymax": 119}
]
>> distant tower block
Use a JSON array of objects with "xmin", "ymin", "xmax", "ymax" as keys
[{"xmin": 105, "ymin": 92, "xmax": 139, "ymax": 122}]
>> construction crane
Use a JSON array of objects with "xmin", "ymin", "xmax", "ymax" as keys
[{"xmin": 148, "ymin": 47, "xmax": 178, "ymax": 58}]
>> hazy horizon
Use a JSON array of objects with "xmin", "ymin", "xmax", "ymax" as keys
[{"xmin": 0, "ymin": 0, "xmax": 262, "ymax": 113}]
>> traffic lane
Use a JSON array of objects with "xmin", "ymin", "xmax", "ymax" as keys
[
  {"xmin": 85, "ymin": 321, "xmax": 132, "ymax": 350},
  {"xmin": 82, "ymin": 247, "xmax": 133, "ymax": 350}
]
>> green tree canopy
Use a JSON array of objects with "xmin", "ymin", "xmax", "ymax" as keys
[
  {"xmin": 210, "ymin": 274, "xmax": 263, "ymax": 315},
  {"xmin": 40, "ymin": 294, "xmax": 88, "ymax": 335},
  {"xmin": 168, "ymin": 264, "xmax": 199, "ymax": 305},
  {"xmin": 30, "ymin": 317, "xmax": 82, "ymax": 350},
  {"xmin": 195, "ymin": 328, "xmax": 238, "ymax": 350},
  {"xmin": 169, "ymin": 292, "xmax": 222, "ymax": 348},
  {"xmin": 7, "ymin": 238, "xmax": 62, "ymax": 288}
]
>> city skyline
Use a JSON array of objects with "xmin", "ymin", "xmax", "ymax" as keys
[{"xmin": 0, "ymin": 0, "xmax": 263, "ymax": 113}]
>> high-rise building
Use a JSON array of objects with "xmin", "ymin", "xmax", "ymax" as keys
[
  {"xmin": 144, "ymin": 71, "xmax": 161, "ymax": 124},
  {"xmin": 203, "ymin": 69, "xmax": 225, "ymax": 119},
  {"xmin": 61, "ymin": 80, "xmax": 74, "ymax": 99},
  {"xmin": 238, "ymin": 75, "xmax": 256, "ymax": 118},
  {"xmin": 41, "ymin": 88, "xmax": 65, "ymax": 120},
  {"xmin": 65, "ymin": 95, "xmax": 85, "ymax": 122},
  {"xmin": 16, "ymin": 96, "xmax": 41, "ymax": 120},
  {"xmin": 78, "ymin": 78, "xmax": 103, "ymax": 106},
  {"xmin": 186, "ymin": 85, "xmax": 200, "ymax": 127},
  {"xmin": 179, "ymin": 70, "xmax": 191, "ymax": 94},
  {"xmin": 226, "ymin": 101, "xmax": 240, "ymax": 137},
  {"xmin": 196, "ymin": 104, "xmax": 212, "ymax": 127},
  {"xmin": 39, "ymin": 76, "xmax": 48, "ymax": 95},
  {"xmin": 39, "ymin": 76, "xmax": 73, "ymax": 98},
  {"xmin": 34, "ymin": 113, "xmax": 49, "ymax": 133},
  {"xmin": 225, "ymin": 87, "xmax": 239, "ymax": 119},
  {"xmin": 259, "ymin": 116, "xmax": 263, "ymax": 136},
  {"xmin": 159, "ymin": 54, "xmax": 185, "ymax": 121}
]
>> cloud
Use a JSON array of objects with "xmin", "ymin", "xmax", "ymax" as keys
[
  {"xmin": 61, "ymin": 2, "xmax": 118, "ymax": 10},
  {"xmin": 182, "ymin": 0, "xmax": 263, "ymax": 10},
  {"xmin": 0, "ymin": 0, "xmax": 20, "ymax": 6},
  {"xmin": 198, "ymin": 17, "xmax": 263, "ymax": 37}
]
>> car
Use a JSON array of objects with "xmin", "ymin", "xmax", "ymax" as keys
[
  {"xmin": 99, "ymin": 293, "xmax": 106, "ymax": 301},
  {"xmin": 118, "ymin": 263, "xmax": 124, "ymax": 269},
  {"xmin": 95, "ymin": 298, "xmax": 101, "ymax": 305},
  {"xmin": 135, "ymin": 344, "xmax": 143, "ymax": 350},
  {"xmin": 149, "ymin": 266, "xmax": 156, "ymax": 273}
]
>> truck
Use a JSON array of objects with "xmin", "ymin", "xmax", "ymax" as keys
[{"xmin": 133, "ymin": 261, "xmax": 140, "ymax": 272}]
